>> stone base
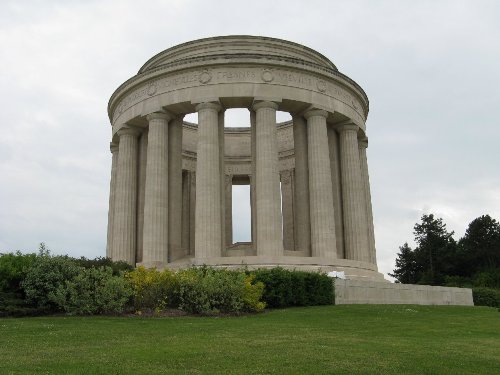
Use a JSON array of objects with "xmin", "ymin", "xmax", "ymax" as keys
[
  {"xmin": 335, "ymin": 279, "xmax": 474, "ymax": 306},
  {"xmin": 142, "ymin": 255, "xmax": 387, "ymax": 281}
]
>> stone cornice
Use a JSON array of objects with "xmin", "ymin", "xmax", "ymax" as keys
[{"xmin": 108, "ymin": 54, "xmax": 369, "ymax": 122}]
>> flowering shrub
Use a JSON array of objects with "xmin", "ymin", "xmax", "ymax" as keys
[{"xmin": 127, "ymin": 266, "xmax": 265, "ymax": 315}]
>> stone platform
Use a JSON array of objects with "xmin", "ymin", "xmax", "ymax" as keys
[{"xmin": 335, "ymin": 279, "xmax": 474, "ymax": 306}]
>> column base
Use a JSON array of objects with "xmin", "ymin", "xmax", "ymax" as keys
[{"xmin": 161, "ymin": 254, "xmax": 386, "ymax": 281}]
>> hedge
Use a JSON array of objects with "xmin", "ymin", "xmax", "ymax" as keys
[
  {"xmin": 472, "ymin": 287, "xmax": 500, "ymax": 308},
  {"xmin": 251, "ymin": 267, "xmax": 334, "ymax": 308}
]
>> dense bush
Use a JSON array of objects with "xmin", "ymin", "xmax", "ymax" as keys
[
  {"xmin": 127, "ymin": 266, "xmax": 265, "ymax": 315},
  {"xmin": 75, "ymin": 256, "xmax": 133, "ymax": 275},
  {"xmin": 252, "ymin": 268, "xmax": 334, "ymax": 308},
  {"xmin": 0, "ymin": 251, "xmax": 37, "ymax": 294},
  {"xmin": 472, "ymin": 287, "xmax": 500, "ymax": 307},
  {"xmin": 1, "ymin": 247, "xmax": 134, "ymax": 316},
  {"xmin": 126, "ymin": 266, "xmax": 179, "ymax": 311},
  {"xmin": 51, "ymin": 266, "xmax": 133, "ymax": 315},
  {"xmin": 176, "ymin": 267, "xmax": 265, "ymax": 314},
  {"xmin": 21, "ymin": 254, "xmax": 82, "ymax": 311},
  {"xmin": 0, "ymin": 251, "xmax": 38, "ymax": 316},
  {"xmin": 473, "ymin": 270, "xmax": 500, "ymax": 289}
]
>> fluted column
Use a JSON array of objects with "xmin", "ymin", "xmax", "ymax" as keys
[
  {"xmin": 252, "ymin": 101, "xmax": 283, "ymax": 257},
  {"xmin": 305, "ymin": 109, "xmax": 337, "ymax": 259},
  {"xmin": 219, "ymin": 111, "xmax": 226, "ymax": 251},
  {"xmin": 136, "ymin": 130, "xmax": 148, "ymax": 263},
  {"xmin": 189, "ymin": 171, "xmax": 196, "ymax": 255},
  {"xmin": 181, "ymin": 171, "xmax": 191, "ymax": 252},
  {"xmin": 142, "ymin": 112, "xmax": 171, "ymax": 267},
  {"xmin": 292, "ymin": 115, "xmax": 311, "ymax": 255},
  {"xmin": 281, "ymin": 169, "xmax": 295, "ymax": 251},
  {"xmin": 112, "ymin": 127, "xmax": 140, "ymax": 265},
  {"xmin": 106, "ymin": 142, "xmax": 118, "ymax": 259},
  {"xmin": 225, "ymin": 174, "xmax": 233, "ymax": 247},
  {"xmin": 168, "ymin": 116, "xmax": 184, "ymax": 259},
  {"xmin": 338, "ymin": 123, "xmax": 368, "ymax": 262},
  {"xmin": 359, "ymin": 137, "xmax": 377, "ymax": 265},
  {"xmin": 195, "ymin": 102, "xmax": 222, "ymax": 258},
  {"xmin": 327, "ymin": 125, "xmax": 345, "ymax": 258},
  {"xmin": 250, "ymin": 110, "xmax": 257, "ymax": 250}
]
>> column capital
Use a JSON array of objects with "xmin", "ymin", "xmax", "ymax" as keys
[
  {"xmin": 195, "ymin": 102, "xmax": 222, "ymax": 112},
  {"xmin": 252, "ymin": 100, "xmax": 279, "ymax": 111},
  {"xmin": 110, "ymin": 142, "xmax": 118, "ymax": 153},
  {"xmin": 117, "ymin": 126, "xmax": 141, "ymax": 137},
  {"xmin": 358, "ymin": 136, "xmax": 368, "ymax": 149},
  {"xmin": 335, "ymin": 122, "xmax": 359, "ymax": 133},
  {"xmin": 304, "ymin": 109, "xmax": 328, "ymax": 120},
  {"xmin": 146, "ymin": 111, "xmax": 173, "ymax": 122}
]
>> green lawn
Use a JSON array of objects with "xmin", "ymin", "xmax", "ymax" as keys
[{"xmin": 1, "ymin": 305, "xmax": 498, "ymax": 375}]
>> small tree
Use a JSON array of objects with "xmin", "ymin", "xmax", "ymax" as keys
[
  {"xmin": 413, "ymin": 214, "xmax": 456, "ymax": 285},
  {"xmin": 389, "ymin": 243, "xmax": 417, "ymax": 283}
]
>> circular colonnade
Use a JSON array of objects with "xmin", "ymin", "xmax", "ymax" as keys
[{"xmin": 106, "ymin": 36, "xmax": 384, "ymax": 280}]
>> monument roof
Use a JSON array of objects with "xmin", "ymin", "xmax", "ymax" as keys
[{"xmin": 138, "ymin": 35, "xmax": 338, "ymax": 74}]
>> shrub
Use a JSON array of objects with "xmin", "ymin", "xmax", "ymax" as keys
[
  {"xmin": 473, "ymin": 270, "xmax": 500, "ymax": 289},
  {"xmin": 21, "ymin": 254, "xmax": 81, "ymax": 311},
  {"xmin": 252, "ymin": 268, "xmax": 334, "ymax": 308},
  {"xmin": 51, "ymin": 266, "xmax": 133, "ymax": 315},
  {"xmin": 472, "ymin": 287, "xmax": 500, "ymax": 307},
  {"xmin": 252, "ymin": 268, "xmax": 293, "ymax": 308},
  {"xmin": 0, "ymin": 251, "xmax": 38, "ymax": 316},
  {"xmin": 177, "ymin": 267, "xmax": 265, "ymax": 315},
  {"xmin": 75, "ymin": 256, "xmax": 133, "ymax": 276},
  {"xmin": 242, "ymin": 274, "xmax": 266, "ymax": 312},
  {"xmin": 126, "ymin": 266, "xmax": 179, "ymax": 311},
  {"xmin": 0, "ymin": 251, "xmax": 37, "ymax": 294}
]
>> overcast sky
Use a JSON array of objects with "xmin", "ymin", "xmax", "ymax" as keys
[{"xmin": 1, "ymin": 0, "xmax": 499, "ymax": 280}]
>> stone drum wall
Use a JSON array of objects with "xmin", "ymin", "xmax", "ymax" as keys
[{"xmin": 106, "ymin": 36, "xmax": 384, "ymax": 281}]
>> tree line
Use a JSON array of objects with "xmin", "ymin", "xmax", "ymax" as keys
[{"xmin": 390, "ymin": 214, "xmax": 500, "ymax": 288}]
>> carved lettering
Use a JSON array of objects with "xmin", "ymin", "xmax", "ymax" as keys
[{"xmin": 114, "ymin": 66, "xmax": 364, "ymax": 121}]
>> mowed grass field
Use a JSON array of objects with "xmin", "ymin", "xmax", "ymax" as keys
[{"xmin": 1, "ymin": 305, "xmax": 499, "ymax": 375}]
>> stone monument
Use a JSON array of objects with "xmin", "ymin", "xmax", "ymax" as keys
[{"xmin": 106, "ymin": 35, "xmax": 385, "ymax": 281}]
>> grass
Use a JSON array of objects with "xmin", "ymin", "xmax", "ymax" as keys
[{"xmin": 0, "ymin": 305, "xmax": 499, "ymax": 375}]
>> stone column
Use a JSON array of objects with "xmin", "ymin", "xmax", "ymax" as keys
[
  {"xmin": 225, "ymin": 174, "xmax": 233, "ymax": 247},
  {"xmin": 281, "ymin": 169, "xmax": 295, "ymax": 251},
  {"xmin": 136, "ymin": 130, "xmax": 148, "ymax": 263},
  {"xmin": 305, "ymin": 109, "xmax": 337, "ymax": 260},
  {"xmin": 292, "ymin": 115, "xmax": 311, "ymax": 255},
  {"xmin": 338, "ymin": 123, "xmax": 368, "ymax": 262},
  {"xmin": 181, "ymin": 171, "xmax": 191, "ymax": 252},
  {"xmin": 142, "ymin": 112, "xmax": 171, "ymax": 267},
  {"xmin": 112, "ymin": 127, "xmax": 140, "ymax": 265},
  {"xmin": 327, "ymin": 125, "xmax": 345, "ymax": 258},
  {"xmin": 169, "ymin": 116, "xmax": 184, "ymax": 261},
  {"xmin": 219, "ymin": 111, "xmax": 226, "ymax": 251},
  {"xmin": 189, "ymin": 171, "xmax": 196, "ymax": 255},
  {"xmin": 359, "ymin": 137, "xmax": 377, "ymax": 265},
  {"xmin": 250, "ymin": 110, "xmax": 257, "ymax": 249},
  {"xmin": 106, "ymin": 142, "xmax": 118, "ymax": 259},
  {"xmin": 195, "ymin": 102, "xmax": 222, "ymax": 258},
  {"xmin": 252, "ymin": 101, "xmax": 283, "ymax": 257}
]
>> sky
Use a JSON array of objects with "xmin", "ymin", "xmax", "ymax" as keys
[{"xmin": 1, "ymin": 0, "xmax": 499, "ymax": 280}]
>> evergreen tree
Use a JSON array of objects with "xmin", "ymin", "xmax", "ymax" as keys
[
  {"xmin": 389, "ymin": 243, "xmax": 417, "ymax": 283},
  {"xmin": 413, "ymin": 214, "xmax": 456, "ymax": 285},
  {"xmin": 458, "ymin": 215, "xmax": 500, "ymax": 275}
]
